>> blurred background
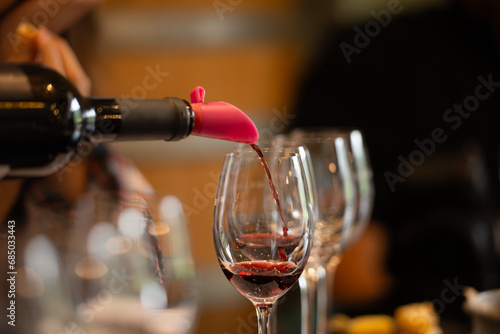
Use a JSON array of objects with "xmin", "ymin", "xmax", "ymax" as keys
[{"xmin": 65, "ymin": 0, "xmax": 452, "ymax": 333}]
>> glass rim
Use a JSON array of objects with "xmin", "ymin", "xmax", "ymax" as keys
[
  {"xmin": 291, "ymin": 127, "xmax": 365, "ymax": 138},
  {"xmin": 226, "ymin": 148, "xmax": 301, "ymax": 159}
]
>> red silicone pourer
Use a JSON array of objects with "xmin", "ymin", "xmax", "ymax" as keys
[{"xmin": 189, "ymin": 86, "xmax": 259, "ymax": 144}]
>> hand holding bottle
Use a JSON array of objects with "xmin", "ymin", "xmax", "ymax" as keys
[
  {"xmin": 0, "ymin": 12, "xmax": 259, "ymax": 179},
  {"xmin": 7, "ymin": 23, "xmax": 91, "ymax": 95},
  {"xmin": 0, "ymin": 1, "xmax": 99, "ymax": 211},
  {"xmin": 0, "ymin": 0, "xmax": 102, "ymax": 62}
]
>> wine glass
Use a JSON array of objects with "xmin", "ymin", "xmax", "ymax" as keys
[
  {"xmin": 322, "ymin": 129, "xmax": 374, "ymax": 324},
  {"xmin": 332, "ymin": 128, "xmax": 374, "ymax": 248},
  {"xmin": 7, "ymin": 191, "xmax": 199, "ymax": 334},
  {"xmin": 235, "ymin": 138, "xmax": 317, "ymax": 334},
  {"xmin": 290, "ymin": 129, "xmax": 357, "ymax": 334},
  {"xmin": 213, "ymin": 149, "xmax": 314, "ymax": 334}
]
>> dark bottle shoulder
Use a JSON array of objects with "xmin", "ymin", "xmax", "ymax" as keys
[
  {"xmin": 0, "ymin": 63, "xmax": 81, "ymax": 101},
  {"xmin": 22, "ymin": 63, "xmax": 80, "ymax": 100}
]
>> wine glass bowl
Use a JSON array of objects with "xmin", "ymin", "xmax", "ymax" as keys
[
  {"xmin": 289, "ymin": 132, "xmax": 356, "ymax": 268},
  {"xmin": 296, "ymin": 128, "xmax": 374, "ymax": 248},
  {"xmin": 213, "ymin": 148, "xmax": 313, "ymax": 333},
  {"xmin": 9, "ymin": 192, "xmax": 199, "ymax": 334},
  {"xmin": 337, "ymin": 129, "xmax": 374, "ymax": 246}
]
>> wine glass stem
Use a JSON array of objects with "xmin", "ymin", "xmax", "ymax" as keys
[
  {"xmin": 299, "ymin": 271, "xmax": 317, "ymax": 334},
  {"xmin": 256, "ymin": 304, "xmax": 273, "ymax": 334},
  {"xmin": 299, "ymin": 265, "xmax": 329, "ymax": 334},
  {"xmin": 326, "ymin": 257, "xmax": 340, "ymax": 320},
  {"xmin": 316, "ymin": 266, "xmax": 328, "ymax": 334},
  {"xmin": 270, "ymin": 302, "xmax": 278, "ymax": 333}
]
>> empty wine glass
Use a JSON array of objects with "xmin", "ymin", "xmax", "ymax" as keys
[
  {"xmin": 290, "ymin": 129, "xmax": 357, "ymax": 334},
  {"xmin": 6, "ymin": 191, "xmax": 199, "ymax": 334},
  {"xmin": 213, "ymin": 149, "xmax": 314, "ymax": 334},
  {"xmin": 323, "ymin": 129, "xmax": 374, "ymax": 326},
  {"xmin": 297, "ymin": 128, "xmax": 374, "ymax": 247},
  {"xmin": 335, "ymin": 128, "xmax": 374, "ymax": 248}
]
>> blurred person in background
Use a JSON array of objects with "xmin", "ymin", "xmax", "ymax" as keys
[{"xmin": 289, "ymin": 0, "xmax": 500, "ymax": 329}]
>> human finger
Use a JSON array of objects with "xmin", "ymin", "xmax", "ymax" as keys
[
  {"xmin": 35, "ymin": 26, "xmax": 66, "ymax": 75},
  {"xmin": 56, "ymin": 31, "xmax": 91, "ymax": 95},
  {"xmin": 4, "ymin": 22, "xmax": 38, "ymax": 62}
]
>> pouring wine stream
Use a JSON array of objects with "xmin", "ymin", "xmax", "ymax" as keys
[
  {"xmin": 190, "ymin": 87, "xmax": 288, "ymax": 238},
  {"xmin": 250, "ymin": 144, "xmax": 288, "ymax": 238}
]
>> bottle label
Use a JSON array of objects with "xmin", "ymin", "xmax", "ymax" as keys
[{"xmin": 0, "ymin": 102, "xmax": 45, "ymax": 109}]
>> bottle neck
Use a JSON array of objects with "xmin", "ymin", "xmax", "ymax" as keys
[{"xmin": 86, "ymin": 97, "xmax": 195, "ymax": 143}]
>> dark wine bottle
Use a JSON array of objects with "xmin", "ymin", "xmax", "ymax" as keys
[{"xmin": 0, "ymin": 63, "xmax": 258, "ymax": 178}]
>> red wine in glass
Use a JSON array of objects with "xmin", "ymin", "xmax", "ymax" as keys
[
  {"xmin": 250, "ymin": 144, "xmax": 288, "ymax": 236},
  {"xmin": 221, "ymin": 261, "xmax": 303, "ymax": 300}
]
